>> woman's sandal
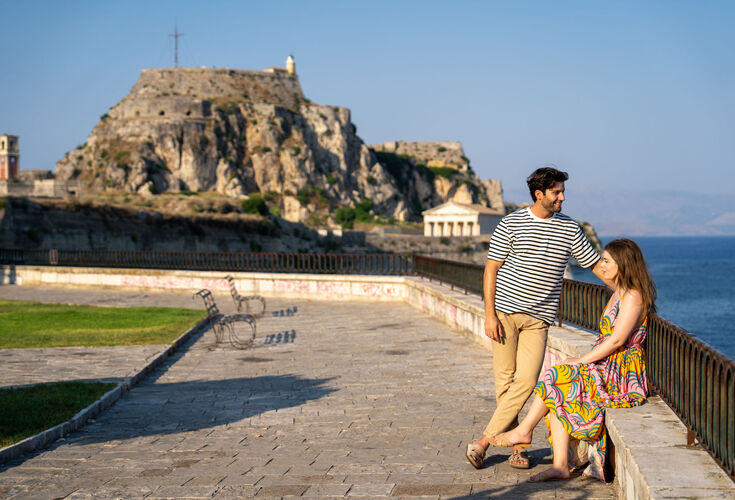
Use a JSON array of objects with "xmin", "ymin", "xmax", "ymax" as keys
[
  {"xmin": 508, "ymin": 448, "xmax": 531, "ymax": 469},
  {"xmin": 466, "ymin": 442, "xmax": 486, "ymax": 469},
  {"xmin": 488, "ymin": 433, "xmax": 532, "ymax": 448}
]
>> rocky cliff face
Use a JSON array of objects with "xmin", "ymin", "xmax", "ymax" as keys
[{"xmin": 56, "ymin": 67, "xmax": 503, "ymax": 224}]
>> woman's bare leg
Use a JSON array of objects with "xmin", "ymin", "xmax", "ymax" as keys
[
  {"xmin": 529, "ymin": 410, "xmax": 571, "ymax": 481},
  {"xmin": 474, "ymin": 394, "xmax": 549, "ymax": 450}
]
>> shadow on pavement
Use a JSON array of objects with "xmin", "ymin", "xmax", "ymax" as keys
[{"xmin": 22, "ymin": 374, "xmax": 337, "ymax": 451}]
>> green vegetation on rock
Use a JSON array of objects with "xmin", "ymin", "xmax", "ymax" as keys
[{"xmin": 241, "ymin": 195, "xmax": 268, "ymax": 215}]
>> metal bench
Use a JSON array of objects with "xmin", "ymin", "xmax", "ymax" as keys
[
  {"xmin": 224, "ymin": 275, "xmax": 266, "ymax": 316},
  {"xmin": 193, "ymin": 289, "xmax": 256, "ymax": 349}
]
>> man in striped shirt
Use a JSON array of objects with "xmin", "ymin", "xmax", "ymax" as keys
[{"xmin": 466, "ymin": 166, "xmax": 604, "ymax": 470}]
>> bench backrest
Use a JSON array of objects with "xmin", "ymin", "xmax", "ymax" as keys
[
  {"xmin": 193, "ymin": 289, "xmax": 220, "ymax": 326},
  {"xmin": 224, "ymin": 275, "xmax": 239, "ymax": 300}
]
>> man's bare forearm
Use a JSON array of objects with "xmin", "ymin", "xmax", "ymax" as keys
[{"xmin": 484, "ymin": 260, "xmax": 501, "ymax": 318}]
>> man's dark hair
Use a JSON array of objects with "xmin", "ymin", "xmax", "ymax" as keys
[{"xmin": 526, "ymin": 166, "xmax": 569, "ymax": 201}]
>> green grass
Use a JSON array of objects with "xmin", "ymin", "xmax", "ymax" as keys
[
  {"xmin": 0, "ymin": 382, "xmax": 116, "ymax": 447},
  {"xmin": 0, "ymin": 300, "xmax": 204, "ymax": 348}
]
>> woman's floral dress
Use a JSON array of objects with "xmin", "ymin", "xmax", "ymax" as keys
[{"xmin": 533, "ymin": 299, "xmax": 648, "ymax": 481}]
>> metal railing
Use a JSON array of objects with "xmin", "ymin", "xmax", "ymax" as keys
[
  {"xmin": 0, "ymin": 248, "xmax": 411, "ymax": 275},
  {"xmin": 412, "ymin": 255, "xmax": 483, "ymax": 294},
  {"xmin": 1, "ymin": 248, "xmax": 732, "ymax": 476}
]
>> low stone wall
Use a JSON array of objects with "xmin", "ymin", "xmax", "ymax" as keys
[{"xmin": 3, "ymin": 265, "xmax": 733, "ymax": 498}]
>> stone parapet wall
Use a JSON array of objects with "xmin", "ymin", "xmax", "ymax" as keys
[{"xmin": 0, "ymin": 180, "xmax": 81, "ymax": 197}]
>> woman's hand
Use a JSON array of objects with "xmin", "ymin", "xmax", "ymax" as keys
[{"xmin": 563, "ymin": 356, "xmax": 581, "ymax": 365}]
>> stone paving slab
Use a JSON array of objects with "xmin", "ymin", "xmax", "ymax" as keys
[
  {"xmin": 0, "ymin": 286, "xmax": 615, "ymax": 498},
  {"xmin": 0, "ymin": 345, "xmax": 167, "ymax": 389}
]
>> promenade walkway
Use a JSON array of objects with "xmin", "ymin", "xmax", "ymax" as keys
[{"xmin": 0, "ymin": 287, "xmax": 615, "ymax": 499}]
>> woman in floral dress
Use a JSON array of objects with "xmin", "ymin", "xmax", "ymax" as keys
[{"xmin": 488, "ymin": 238, "xmax": 656, "ymax": 482}]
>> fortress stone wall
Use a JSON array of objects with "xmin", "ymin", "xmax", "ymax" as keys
[
  {"xmin": 109, "ymin": 68, "xmax": 306, "ymax": 122},
  {"xmin": 0, "ymin": 180, "xmax": 81, "ymax": 197},
  {"xmin": 371, "ymin": 141, "xmax": 469, "ymax": 171}
]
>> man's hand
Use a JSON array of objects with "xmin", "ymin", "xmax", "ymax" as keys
[{"xmin": 484, "ymin": 313, "xmax": 504, "ymax": 343}]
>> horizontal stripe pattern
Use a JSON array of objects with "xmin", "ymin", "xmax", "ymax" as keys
[{"xmin": 487, "ymin": 208, "xmax": 599, "ymax": 324}]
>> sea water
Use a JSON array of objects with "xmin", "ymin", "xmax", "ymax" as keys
[{"xmin": 568, "ymin": 236, "xmax": 735, "ymax": 360}]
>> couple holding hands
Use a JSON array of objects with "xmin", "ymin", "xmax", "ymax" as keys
[{"xmin": 466, "ymin": 167, "xmax": 656, "ymax": 482}]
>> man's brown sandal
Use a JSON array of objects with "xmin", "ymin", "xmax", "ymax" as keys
[
  {"xmin": 466, "ymin": 442, "xmax": 486, "ymax": 469},
  {"xmin": 508, "ymin": 448, "xmax": 531, "ymax": 469}
]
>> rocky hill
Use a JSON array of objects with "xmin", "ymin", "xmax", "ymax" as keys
[{"xmin": 55, "ymin": 64, "xmax": 503, "ymax": 226}]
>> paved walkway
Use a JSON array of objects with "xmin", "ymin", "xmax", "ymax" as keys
[{"xmin": 0, "ymin": 286, "xmax": 615, "ymax": 499}]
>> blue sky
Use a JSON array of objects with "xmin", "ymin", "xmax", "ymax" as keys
[{"xmin": 2, "ymin": 1, "xmax": 734, "ymax": 207}]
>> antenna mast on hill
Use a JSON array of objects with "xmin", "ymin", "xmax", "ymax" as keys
[{"xmin": 169, "ymin": 24, "xmax": 184, "ymax": 68}]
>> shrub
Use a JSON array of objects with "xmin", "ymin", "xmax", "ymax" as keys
[
  {"xmin": 440, "ymin": 236, "xmax": 450, "ymax": 245},
  {"xmin": 326, "ymin": 173, "xmax": 336, "ymax": 185},
  {"xmin": 438, "ymin": 146, "xmax": 446, "ymax": 153},
  {"xmin": 100, "ymin": 113, "xmax": 110, "ymax": 121},
  {"xmin": 250, "ymin": 241, "xmax": 262, "ymax": 252},
  {"xmin": 292, "ymin": 146, "xmax": 301, "ymax": 155},
  {"xmin": 335, "ymin": 207, "xmax": 355, "ymax": 229},
  {"xmin": 429, "ymin": 166, "xmax": 455, "ymax": 179},
  {"xmin": 100, "ymin": 150, "xmax": 108, "ymax": 159},
  {"xmin": 460, "ymin": 245, "xmax": 474, "ymax": 253},
  {"xmin": 367, "ymin": 175, "xmax": 377, "ymax": 186},
  {"xmin": 354, "ymin": 199, "xmax": 373, "ymax": 222},
  {"xmin": 296, "ymin": 185, "xmax": 325, "ymax": 206},
  {"xmin": 261, "ymin": 146, "xmax": 272, "ymax": 153},
  {"xmin": 269, "ymin": 206, "xmax": 281, "ymax": 217},
  {"xmin": 241, "ymin": 196, "xmax": 267, "ymax": 215}
]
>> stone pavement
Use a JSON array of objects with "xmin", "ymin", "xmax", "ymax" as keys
[{"xmin": 0, "ymin": 286, "xmax": 615, "ymax": 499}]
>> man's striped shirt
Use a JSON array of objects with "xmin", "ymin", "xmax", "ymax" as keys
[{"xmin": 487, "ymin": 208, "xmax": 600, "ymax": 325}]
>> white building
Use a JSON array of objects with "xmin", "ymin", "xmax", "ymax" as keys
[{"xmin": 422, "ymin": 201, "xmax": 504, "ymax": 237}]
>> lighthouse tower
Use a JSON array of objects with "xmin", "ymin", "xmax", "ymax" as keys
[
  {"xmin": 0, "ymin": 134, "xmax": 19, "ymax": 180},
  {"xmin": 286, "ymin": 55, "xmax": 295, "ymax": 75}
]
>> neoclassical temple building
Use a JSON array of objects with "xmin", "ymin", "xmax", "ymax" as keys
[{"xmin": 422, "ymin": 201, "xmax": 503, "ymax": 237}]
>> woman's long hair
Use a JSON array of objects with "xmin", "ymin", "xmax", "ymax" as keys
[{"xmin": 604, "ymin": 238, "xmax": 657, "ymax": 314}]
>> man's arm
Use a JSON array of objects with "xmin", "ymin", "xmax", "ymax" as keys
[
  {"xmin": 590, "ymin": 259, "xmax": 615, "ymax": 289},
  {"xmin": 484, "ymin": 259, "xmax": 504, "ymax": 342}
]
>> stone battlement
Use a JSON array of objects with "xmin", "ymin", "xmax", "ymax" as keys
[{"xmin": 113, "ymin": 67, "xmax": 306, "ymax": 116}]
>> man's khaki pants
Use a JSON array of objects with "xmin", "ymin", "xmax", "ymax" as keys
[{"xmin": 483, "ymin": 311, "xmax": 549, "ymax": 439}]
